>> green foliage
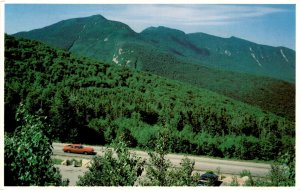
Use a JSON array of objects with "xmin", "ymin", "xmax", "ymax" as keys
[
  {"xmin": 205, "ymin": 170, "xmax": 215, "ymax": 174},
  {"xmin": 4, "ymin": 35, "xmax": 295, "ymax": 162},
  {"xmin": 230, "ymin": 177, "xmax": 239, "ymax": 186},
  {"xmin": 140, "ymin": 130, "xmax": 198, "ymax": 186},
  {"xmin": 167, "ymin": 157, "xmax": 198, "ymax": 186},
  {"xmin": 142, "ymin": 129, "xmax": 172, "ymax": 186},
  {"xmin": 68, "ymin": 159, "xmax": 82, "ymax": 167},
  {"xmin": 263, "ymin": 151, "xmax": 295, "ymax": 186},
  {"xmin": 4, "ymin": 104, "xmax": 68, "ymax": 186},
  {"xmin": 242, "ymin": 151, "xmax": 295, "ymax": 186},
  {"xmin": 52, "ymin": 158, "xmax": 63, "ymax": 165},
  {"xmin": 268, "ymin": 165, "xmax": 291, "ymax": 186},
  {"xmin": 77, "ymin": 141, "xmax": 145, "ymax": 186},
  {"xmin": 240, "ymin": 170, "xmax": 252, "ymax": 177},
  {"xmin": 244, "ymin": 175, "xmax": 255, "ymax": 186}
]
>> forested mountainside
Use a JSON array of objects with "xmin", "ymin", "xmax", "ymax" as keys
[
  {"xmin": 15, "ymin": 15, "xmax": 295, "ymax": 82},
  {"xmin": 141, "ymin": 26, "xmax": 295, "ymax": 82},
  {"xmin": 5, "ymin": 35, "xmax": 294, "ymax": 161},
  {"xmin": 14, "ymin": 15, "xmax": 295, "ymax": 120}
]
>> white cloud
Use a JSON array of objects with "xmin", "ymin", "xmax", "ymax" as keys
[{"xmin": 99, "ymin": 4, "xmax": 288, "ymax": 31}]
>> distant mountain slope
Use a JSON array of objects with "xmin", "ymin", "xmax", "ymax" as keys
[
  {"xmin": 14, "ymin": 14, "xmax": 295, "ymax": 82},
  {"xmin": 14, "ymin": 15, "xmax": 141, "ymax": 63},
  {"xmin": 14, "ymin": 15, "xmax": 295, "ymax": 120},
  {"xmin": 188, "ymin": 33, "xmax": 295, "ymax": 82},
  {"xmin": 141, "ymin": 26, "xmax": 210, "ymax": 57},
  {"xmin": 141, "ymin": 27, "xmax": 295, "ymax": 82}
]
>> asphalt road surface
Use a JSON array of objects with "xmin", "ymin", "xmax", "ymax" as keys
[{"xmin": 53, "ymin": 142, "xmax": 271, "ymax": 178}]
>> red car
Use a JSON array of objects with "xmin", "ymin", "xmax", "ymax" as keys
[{"xmin": 63, "ymin": 144, "xmax": 96, "ymax": 155}]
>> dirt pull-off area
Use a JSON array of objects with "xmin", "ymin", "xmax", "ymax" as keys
[
  {"xmin": 56, "ymin": 165, "xmax": 88, "ymax": 186},
  {"xmin": 56, "ymin": 163, "xmax": 254, "ymax": 186}
]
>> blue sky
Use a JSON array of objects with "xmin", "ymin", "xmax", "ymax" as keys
[{"xmin": 5, "ymin": 4, "xmax": 295, "ymax": 49}]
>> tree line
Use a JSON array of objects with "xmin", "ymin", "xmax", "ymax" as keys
[{"xmin": 5, "ymin": 105, "xmax": 294, "ymax": 186}]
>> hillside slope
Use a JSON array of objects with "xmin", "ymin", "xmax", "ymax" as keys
[
  {"xmin": 13, "ymin": 15, "xmax": 295, "ymax": 120},
  {"xmin": 5, "ymin": 35, "xmax": 294, "ymax": 161},
  {"xmin": 141, "ymin": 26, "xmax": 295, "ymax": 82}
]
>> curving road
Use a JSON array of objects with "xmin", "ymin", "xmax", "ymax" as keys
[{"xmin": 52, "ymin": 142, "xmax": 271, "ymax": 177}]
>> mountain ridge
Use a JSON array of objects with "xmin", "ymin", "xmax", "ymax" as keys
[{"xmin": 13, "ymin": 14, "xmax": 295, "ymax": 50}]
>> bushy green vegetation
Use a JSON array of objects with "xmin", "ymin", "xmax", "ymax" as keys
[
  {"xmin": 239, "ymin": 151, "xmax": 295, "ymax": 186},
  {"xmin": 139, "ymin": 129, "xmax": 198, "ymax": 186},
  {"xmin": 77, "ymin": 141, "xmax": 145, "ymax": 186},
  {"xmin": 4, "ymin": 104, "xmax": 68, "ymax": 186},
  {"xmin": 5, "ymin": 35, "xmax": 294, "ymax": 162},
  {"xmin": 77, "ymin": 134, "xmax": 199, "ymax": 186}
]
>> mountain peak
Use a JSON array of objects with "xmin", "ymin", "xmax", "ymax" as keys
[
  {"xmin": 59, "ymin": 14, "xmax": 107, "ymax": 24},
  {"xmin": 141, "ymin": 26, "xmax": 185, "ymax": 36},
  {"xmin": 88, "ymin": 14, "xmax": 107, "ymax": 20},
  {"xmin": 76, "ymin": 14, "xmax": 108, "ymax": 23}
]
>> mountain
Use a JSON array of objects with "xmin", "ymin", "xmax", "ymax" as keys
[
  {"xmin": 13, "ymin": 15, "xmax": 295, "ymax": 120},
  {"xmin": 14, "ymin": 15, "xmax": 141, "ymax": 63},
  {"xmin": 141, "ymin": 26, "xmax": 209, "ymax": 57},
  {"xmin": 14, "ymin": 14, "xmax": 295, "ymax": 82},
  {"xmin": 5, "ymin": 35, "xmax": 294, "ymax": 161},
  {"xmin": 141, "ymin": 26, "xmax": 295, "ymax": 82},
  {"xmin": 188, "ymin": 33, "xmax": 295, "ymax": 82}
]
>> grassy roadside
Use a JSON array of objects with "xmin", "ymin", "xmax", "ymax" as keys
[{"xmin": 52, "ymin": 158, "xmax": 64, "ymax": 165}]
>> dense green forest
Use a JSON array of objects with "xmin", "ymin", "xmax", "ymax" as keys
[
  {"xmin": 5, "ymin": 35, "xmax": 295, "ymax": 161},
  {"xmin": 126, "ymin": 43, "xmax": 295, "ymax": 120}
]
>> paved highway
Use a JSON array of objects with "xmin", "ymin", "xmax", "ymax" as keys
[{"xmin": 52, "ymin": 142, "xmax": 271, "ymax": 177}]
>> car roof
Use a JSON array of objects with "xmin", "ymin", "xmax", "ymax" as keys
[
  {"xmin": 65, "ymin": 144, "xmax": 82, "ymax": 146},
  {"xmin": 200, "ymin": 173, "xmax": 218, "ymax": 178}
]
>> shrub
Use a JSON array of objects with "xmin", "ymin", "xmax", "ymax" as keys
[
  {"xmin": 242, "ymin": 151, "xmax": 295, "ymax": 186},
  {"xmin": 77, "ymin": 141, "xmax": 145, "ymax": 186},
  {"xmin": 140, "ymin": 129, "xmax": 198, "ymax": 186},
  {"xmin": 240, "ymin": 170, "xmax": 252, "ymax": 177},
  {"xmin": 230, "ymin": 176, "xmax": 239, "ymax": 186},
  {"xmin": 141, "ymin": 129, "xmax": 171, "ymax": 186},
  {"xmin": 168, "ymin": 157, "xmax": 198, "ymax": 186},
  {"xmin": 4, "ymin": 104, "xmax": 68, "ymax": 186}
]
